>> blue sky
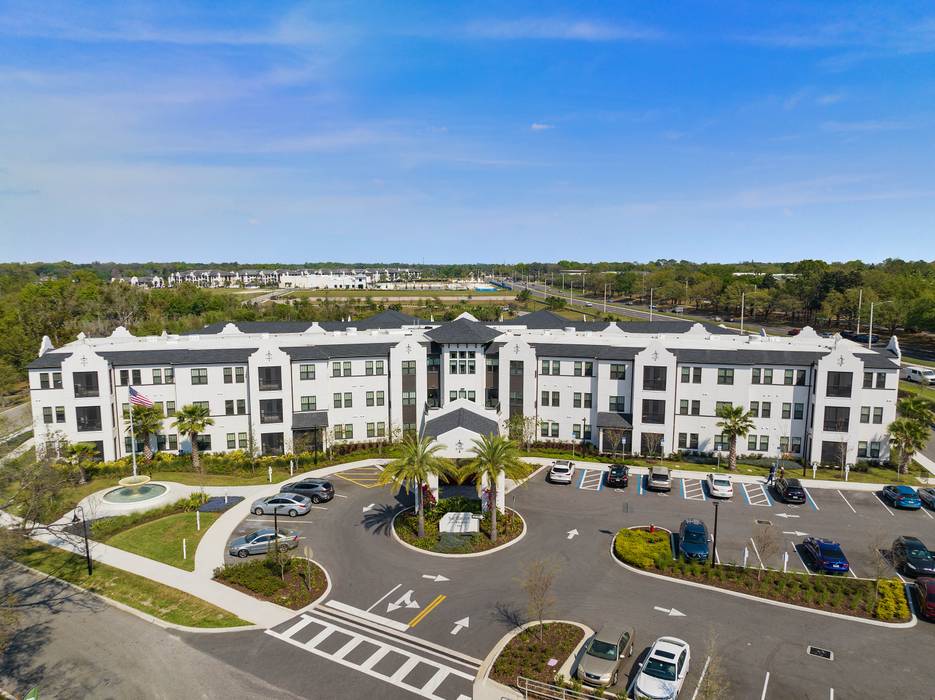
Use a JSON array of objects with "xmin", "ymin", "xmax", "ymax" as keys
[{"xmin": 1, "ymin": 1, "xmax": 933, "ymax": 264}]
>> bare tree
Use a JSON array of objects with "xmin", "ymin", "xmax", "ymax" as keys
[
  {"xmin": 867, "ymin": 531, "xmax": 891, "ymax": 582},
  {"xmin": 751, "ymin": 522, "xmax": 780, "ymax": 578},
  {"xmin": 695, "ymin": 632, "xmax": 731, "ymax": 700},
  {"xmin": 604, "ymin": 427, "xmax": 627, "ymax": 459},
  {"xmin": 641, "ymin": 432, "xmax": 663, "ymax": 460},
  {"xmin": 300, "ymin": 546, "xmax": 318, "ymax": 592},
  {"xmin": 518, "ymin": 558, "xmax": 559, "ymax": 642}
]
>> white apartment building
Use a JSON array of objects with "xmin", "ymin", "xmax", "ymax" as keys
[{"xmin": 28, "ymin": 310, "xmax": 901, "ymax": 469}]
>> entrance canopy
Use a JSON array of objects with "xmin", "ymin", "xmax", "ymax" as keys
[{"xmin": 422, "ymin": 405, "xmax": 500, "ymax": 458}]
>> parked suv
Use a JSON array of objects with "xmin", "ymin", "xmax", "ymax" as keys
[
  {"xmin": 547, "ymin": 460, "xmax": 575, "ymax": 485},
  {"xmin": 280, "ymin": 478, "xmax": 335, "ymax": 504},
  {"xmin": 647, "ymin": 466, "xmax": 672, "ymax": 492},
  {"xmin": 679, "ymin": 519, "xmax": 709, "ymax": 561},
  {"xmin": 606, "ymin": 464, "xmax": 629, "ymax": 488},
  {"xmin": 774, "ymin": 477, "xmax": 806, "ymax": 504}
]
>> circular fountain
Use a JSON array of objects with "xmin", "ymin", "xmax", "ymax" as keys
[{"xmin": 102, "ymin": 474, "xmax": 168, "ymax": 504}]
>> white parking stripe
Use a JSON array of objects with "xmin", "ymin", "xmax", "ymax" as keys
[
  {"xmin": 682, "ymin": 479, "xmax": 707, "ymax": 501},
  {"xmin": 743, "ymin": 482, "xmax": 772, "ymax": 507},
  {"xmin": 792, "ymin": 544, "xmax": 814, "ymax": 575},
  {"xmin": 760, "ymin": 671, "xmax": 770, "ymax": 700},
  {"xmin": 920, "ymin": 507, "xmax": 934, "ymax": 520},
  {"xmin": 875, "ymin": 494, "xmax": 895, "ymax": 517},
  {"xmin": 749, "ymin": 537, "xmax": 765, "ymax": 569},
  {"xmin": 690, "ymin": 656, "xmax": 712, "ymax": 700},
  {"xmin": 837, "ymin": 490, "xmax": 857, "ymax": 514}
]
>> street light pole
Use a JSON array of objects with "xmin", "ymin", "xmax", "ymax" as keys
[
  {"xmin": 856, "ymin": 288, "xmax": 862, "ymax": 335},
  {"xmin": 72, "ymin": 505, "xmax": 92, "ymax": 576},
  {"xmin": 711, "ymin": 500, "xmax": 720, "ymax": 565},
  {"xmin": 649, "ymin": 288, "xmax": 654, "ymax": 322},
  {"xmin": 740, "ymin": 291, "xmax": 745, "ymax": 335}
]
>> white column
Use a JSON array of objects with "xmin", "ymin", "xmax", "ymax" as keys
[
  {"xmin": 427, "ymin": 472, "xmax": 440, "ymax": 501},
  {"xmin": 496, "ymin": 471, "xmax": 506, "ymax": 513}
]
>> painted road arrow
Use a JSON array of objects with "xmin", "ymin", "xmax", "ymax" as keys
[
  {"xmin": 653, "ymin": 606, "xmax": 686, "ymax": 617},
  {"xmin": 422, "ymin": 574, "xmax": 450, "ymax": 582},
  {"xmin": 450, "ymin": 617, "xmax": 470, "ymax": 635},
  {"xmin": 567, "ymin": 529, "xmax": 579, "ymax": 540},
  {"xmin": 362, "ymin": 503, "xmax": 376, "ymax": 513},
  {"xmin": 783, "ymin": 530, "xmax": 809, "ymax": 537},
  {"xmin": 387, "ymin": 590, "xmax": 420, "ymax": 613},
  {"xmin": 775, "ymin": 513, "xmax": 800, "ymax": 519}
]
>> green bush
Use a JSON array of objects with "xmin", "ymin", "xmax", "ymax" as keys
[
  {"xmin": 613, "ymin": 528, "xmax": 672, "ymax": 569},
  {"xmin": 214, "ymin": 557, "xmax": 290, "ymax": 597},
  {"xmin": 875, "ymin": 578, "xmax": 911, "ymax": 621},
  {"xmin": 90, "ymin": 493, "xmax": 208, "ymax": 540}
]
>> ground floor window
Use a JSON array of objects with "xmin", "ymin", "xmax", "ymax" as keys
[
  {"xmin": 195, "ymin": 434, "xmax": 212, "ymax": 452},
  {"xmin": 261, "ymin": 432, "xmax": 284, "ymax": 455}
]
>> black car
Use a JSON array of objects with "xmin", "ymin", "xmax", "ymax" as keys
[
  {"xmin": 774, "ymin": 477, "xmax": 806, "ymax": 505},
  {"xmin": 920, "ymin": 488, "xmax": 935, "ymax": 510},
  {"xmin": 891, "ymin": 536, "xmax": 935, "ymax": 577},
  {"xmin": 606, "ymin": 464, "xmax": 629, "ymax": 488},
  {"xmin": 280, "ymin": 478, "xmax": 335, "ymax": 504},
  {"xmin": 678, "ymin": 519, "xmax": 709, "ymax": 561}
]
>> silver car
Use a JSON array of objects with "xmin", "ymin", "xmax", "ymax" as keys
[
  {"xmin": 576, "ymin": 621, "xmax": 636, "ymax": 687},
  {"xmin": 251, "ymin": 493, "xmax": 312, "ymax": 517},
  {"xmin": 228, "ymin": 528, "xmax": 299, "ymax": 558},
  {"xmin": 647, "ymin": 466, "xmax": 672, "ymax": 492}
]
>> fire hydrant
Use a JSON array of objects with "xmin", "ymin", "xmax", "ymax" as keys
[{"xmin": 649, "ymin": 523, "xmax": 655, "ymax": 533}]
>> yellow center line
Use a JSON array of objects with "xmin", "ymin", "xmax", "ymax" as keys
[{"xmin": 407, "ymin": 594, "xmax": 445, "ymax": 628}]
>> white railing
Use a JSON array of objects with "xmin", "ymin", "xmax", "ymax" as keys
[{"xmin": 515, "ymin": 677, "xmax": 606, "ymax": 700}]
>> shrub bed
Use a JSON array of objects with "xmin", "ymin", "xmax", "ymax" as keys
[
  {"xmin": 214, "ymin": 555, "xmax": 326, "ymax": 609},
  {"xmin": 490, "ymin": 623, "xmax": 584, "ymax": 686},
  {"xmin": 90, "ymin": 493, "xmax": 208, "ymax": 540},
  {"xmin": 394, "ymin": 496, "xmax": 524, "ymax": 554},
  {"xmin": 613, "ymin": 528, "xmax": 911, "ymax": 622}
]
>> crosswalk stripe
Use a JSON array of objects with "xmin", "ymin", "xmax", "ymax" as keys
[
  {"xmin": 305, "ymin": 626, "xmax": 335, "ymax": 649},
  {"xmin": 360, "ymin": 645, "xmax": 391, "ymax": 670},
  {"xmin": 333, "ymin": 635, "xmax": 364, "ymax": 660},
  {"xmin": 422, "ymin": 668, "xmax": 450, "ymax": 695},
  {"xmin": 391, "ymin": 657, "xmax": 421, "ymax": 683}
]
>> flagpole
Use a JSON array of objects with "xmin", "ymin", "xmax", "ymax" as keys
[{"xmin": 129, "ymin": 397, "xmax": 138, "ymax": 478}]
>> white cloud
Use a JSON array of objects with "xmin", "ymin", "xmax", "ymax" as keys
[
  {"xmin": 530, "ymin": 122, "xmax": 554, "ymax": 131},
  {"xmin": 464, "ymin": 18, "xmax": 663, "ymax": 42}
]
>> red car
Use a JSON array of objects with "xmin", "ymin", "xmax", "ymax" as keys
[{"xmin": 914, "ymin": 578, "xmax": 935, "ymax": 620}]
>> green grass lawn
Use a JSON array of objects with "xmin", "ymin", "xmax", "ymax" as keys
[
  {"xmin": 105, "ymin": 511, "xmax": 220, "ymax": 571},
  {"xmin": 900, "ymin": 379, "xmax": 935, "ymax": 403},
  {"xmin": 12, "ymin": 541, "xmax": 248, "ymax": 628},
  {"xmin": 903, "ymin": 355, "xmax": 935, "ymax": 369}
]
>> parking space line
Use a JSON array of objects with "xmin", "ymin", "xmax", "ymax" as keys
[
  {"xmin": 749, "ymin": 537, "xmax": 765, "ymax": 569},
  {"xmin": 792, "ymin": 544, "xmax": 814, "ymax": 575},
  {"xmin": 407, "ymin": 594, "xmax": 446, "ymax": 628},
  {"xmin": 920, "ymin": 506, "xmax": 934, "ymax": 520},
  {"xmin": 742, "ymin": 482, "xmax": 772, "ymax": 507},
  {"xmin": 760, "ymin": 671, "xmax": 770, "ymax": 700},
  {"xmin": 689, "ymin": 656, "xmax": 712, "ymax": 700},
  {"xmin": 681, "ymin": 478, "xmax": 685, "ymax": 498},
  {"xmin": 848, "ymin": 567, "xmax": 858, "ymax": 579},
  {"xmin": 578, "ymin": 470, "xmax": 586, "ymax": 488},
  {"xmin": 682, "ymin": 478, "xmax": 707, "ymax": 501},
  {"xmin": 803, "ymin": 487, "xmax": 820, "ymax": 511},
  {"xmin": 837, "ymin": 490, "xmax": 857, "ymax": 514},
  {"xmin": 875, "ymin": 494, "xmax": 895, "ymax": 517},
  {"xmin": 741, "ymin": 483, "xmax": 751, "ymax": 505},
  {"xmin": 638, "ymin": 475, "xmax": 644, "ymax": 495}
]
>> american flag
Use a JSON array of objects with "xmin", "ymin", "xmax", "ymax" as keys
[{"xmin": 129, "ymin": 386, "xmax": 154, "ymax": 408}]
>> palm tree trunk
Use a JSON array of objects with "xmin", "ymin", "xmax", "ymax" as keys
[
  {"xmin": 489, "ymin": 482, "xmax": 498, "ymax": 542},
  {"xmin": 190, "ymin": 433, "xmax": 201, "ymax": 474},
  {"xmin": 77, "ymin": 464, "xmax": 87, "ymax": 484},
  {"xmin": 728, "ymin": 437, "xmax": 737, "ymax": 470},
  {"xmin": 416, "ymin": 480, "xmax": 425, "ymax": 538},
  {"xmin": 899, "ymin": 450, "xmax": 910, "ymax": 475}
]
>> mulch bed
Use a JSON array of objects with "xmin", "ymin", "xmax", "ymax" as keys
[
  {"xmin": 395, "ymin": 508, "xmax": 524, "ymax": 554},
  {"xmin": 490, "ymin": 623, "xmax": 584, "ymax": 686},
  {"xmin": 214, "ymin": 556, "xmax": 327, "ymax": 609}
]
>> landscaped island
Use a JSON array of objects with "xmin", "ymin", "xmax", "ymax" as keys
[{"xmin": 394, "ymin": 496, "xmax": 523, "ymax": 554}]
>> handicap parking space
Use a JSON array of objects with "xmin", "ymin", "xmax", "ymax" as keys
[
  {"xmin": 576, "ymin": 467, "xmax": 605, "ymax": 492},
  {"xmin": 740, "ymin": 481, "xmax": 772, "ymax": 507},
  {"xmin": 681, "ymin": 478, "xmax": 707, "ymax": 501}
]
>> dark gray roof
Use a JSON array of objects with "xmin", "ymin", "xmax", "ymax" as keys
[
  {"xmin": 856, "ymin": 352, "xmax": 900, "ymax": 369},
  {"xmin": 280, "ymin": 342, "xmax": 398, "ymax": 361},
  {"xmin": 667, "ymin": 348, "xmax": 826, "ymax": 366},
  {"xmin": 186, "ymin": 309, "xmax": 427, "ymax": 335},
  {"xmin": 28, "ymin": 352, "xmax": 73, "ymax": 370},
  {"xmin": 423, "ymin": 408, "xmax": 500, "ymax": 439},
  {"xmin": 497, "ymin": 310, "xmax": 609, "ymax": 331},
  {"xmin": 424, "ymin": 318, "xmax": 501, "ymax": 344},
  {"xmin": 618, "ymin": 321, "xmax": 735, "ymax": 335},
  {"xmin": 292, "ymin": 411, "xmax": 329, "ymax": 429},
  {"xmin": 98, "ymin": 348, "xmax": 258, "ymax": 366},
  {"xmin": 596, "ymin": 412, "xmax": 633, "ymax": 429},
  {"xmin": 530, "ymin": 343, "xmax": 643, "ymax": 361}
]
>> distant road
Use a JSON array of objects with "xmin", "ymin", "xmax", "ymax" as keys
[{"xmin": 278, "ymin": 294, "xmax": 516, "ymax": 303}]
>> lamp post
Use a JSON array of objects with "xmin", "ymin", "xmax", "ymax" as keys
[
  {"xmin": 711, "ymin": 500, "xmax": 720, "ymax": 566},
  {"xmin": 867, "ymin": 300, "xmax": 892, "ymax": 349},
  {"xmin": 649, "ymin": 288, "xmax": 655, "ymax": 322},
  {"xmin": 72, "ymin": 505, "xmax": 92, "ymax": 576}
]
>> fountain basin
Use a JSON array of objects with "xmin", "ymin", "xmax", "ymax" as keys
[{"xmin": 102, "ymin": 475, "xmax": 168, "ymax": 504}]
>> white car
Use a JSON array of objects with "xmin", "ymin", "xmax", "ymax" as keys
[
  {"xmin": 547, "ymin": 460, "xmax": 575, "ymax": 484},
  {"xmin": 706, "ymin": 473, "xmax": 733, "ymax": 499},
  {"xmin": 634, "ymin": 637, "xmax": 691, "ymax": 700}
]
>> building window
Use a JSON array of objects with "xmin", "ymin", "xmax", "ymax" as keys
[
  {"xmin": 510, "ymin": 360, "xmax": 523, "ymax": 376},
  {"xmin": 763, "ymin": 369, "xmax": 773, "ymax": 384},
  {"xmin": 224, "ymin": 367, "xmax": 233, "ymax": 383},
  {"xmin": 573, "ymin": 361, "xmax": 594, "ymax": 377},
  {"xmin": 55, "ymin": 406, "xmax": 65, "ymax": 423},
  {"xmin": 779, "ymin": 436, "xmax": 790, "ymax": 453},
  {"xmin": 550, "ymin": 422, "xmax": 559, "ymax": 437},
  {"xmin": 641, "ymin": 399, "xmax": 665, "ymax": 424},
  {"xmin": 192, "ymin": 401, "xmax": 210, "ymax": 413},
  {"xmin": 876, "ymin": 372, "xmax": 886, "ymax": 389},
  {"xmin": 823, "ymin": 406, "xmax": 850, "ymax": 432},
  {"xmin": 550, "ymin": 391, "xmax": 559, "ymax": 407},
  {"xmin": 781, "ymin": 402, "xmax": 791, "ymax": 419},
  {"xmin": 748, "ymin": 434, "xmax": 757, "ymax": 451},
  {"xmin": 573, "ymin": 392, "xmax": 582, "ymax": 408},
  {"xmin": 714, "ymin": 434, "xmax": 728, "ymax": 451},
  {"xmin": 225, "ymin": 400, "xmax": 235, "ymax": 416},
  {"xmin": 162, "ymin": 367, "xmax": 174, "ymax": 384},
  {"xmin": 402, "ymin": 423, "xmax": 416, "ymax": 435},
  {"xmin": 583, "ymin": 392, "xmax": 592, "ymax": 408},
  {"xmin": 467, "ymin": 390, "xmax": 476, "ymax": 402},
  {"xmin": 678, "ymin": 433, "xmax": 699, "ymax": 450},
  {"xmin": 122, "ymin": 403, "xmax": 130, "ymax": 420},
  {"xmin": 869, "ymin": 441, "xmax": 881, "ymax": 458},
  {"xmin": 227, "ymin": 433, "xmax": 236, "ymax": 449},
  {"xmin": 75, "ymin": 406, "xmax": 102, "ymax": 432},
  {"xmin": 873, "ymin": 407, "xmax": 883, "ymax": 424},
  {"xmin": 402, "ymin": 360, "xmax": 416, "ymax": 375},
  {"xmin": 784, "ymin": 369, "xmax": 794, "ymax": 385},
  {"xmin": 749, "ymin": 401, "xmax": 759, "ymax": 418},
  {"xmin": 366, "ymin": 361, "xmax": 374, "ymax": 376},
  {"xmin": 717, "ymin": 368, "xmax": 734, "ymax": 385},
  {"xmin": 332, "ymin": 362, "xmax": 343, "ymax": 378},
  {"xmin": 39, "ymin": 373, "xmax": 50, "ymax": 389},
  {"xmin": 300, "ymin": 364, "xmax": 315, "ymax": 380},
  {"xmin": 541, "ymin": 360, "xmax": 551, "ymax": 376},
  {"xmin": 863, "ymin": 372, "xmax": 873, "ymax": 389},
  {"xmin": 752, "ymin": 368, "xmax": 761, "ymax": 384},
  {"xmin": 42, "ymin": 407, "xmax": 53, "ymax": 424},
  {"xmin": 153, "ymin": 368, "xmax": 162, "ymax": 384},
  {"xmin": 791, "ymin": 437, "xmax": 801, "ymax": 453},
  {"xmin": 258, "ymin": 366, "xmax": 282, "ymax": 391},
  {"xmin": 681, "ymin": 366, "xmax": 691, "ymax": 383},
  {"xmin": 715, "ymin": 401, "xmax": 732, "ymax": 414},
  {"xmin": 73, "ymin": 372, "xmax": 99, "ymax": 398},
  {"xmin": 191, "ymin": 368, "xmax": 208, "ymax": 385},
  {"xmin": 334, "ymin": 393, "xmax": 342, "ymax": 408},
  {"xmin": 238, "ymin": 433, "xmax": 248, "ymax": 449},
  {"xmin": 402, "ymin": 391, "xmax": 415, "ymax": 406},
  {"xmin": 334, "ymin": 424, "xmax": 354, "ymax": 441},
  {"xmin": 860, "ymin": 406, "xmax": 870, "ymax": 423},
  {"xmin": 679, "ymin": 399, "xmax": 689, "ymax": 415},
  {"xmin": 259, "ymin": 399, "xmax": 283, "ymax": 424},
  {"xmin": 541, "ymin": 422, "xmax": 550, "ymax": 437},
  {"xmin": 541, "ymin": 390, "xmax": 550, "ymax": 407},
  {"xmin": 643, "ymin": 366, "xmax": 667, "ymax": 391},
  {"xmin": 609, "ymin": 396, "xmax": 625, "ymax": 412},
  {"xmin": 794, "ymin": 403, "xmax": 804, "ymax": 420},
  {"xmin": 367, "ymin": 422, "xmax": 376, "ymax": 438},
  {"xmin": 691, "ymin": 400, "xmax": 700, "ymax": 416},
  {"xmin": 260, "ymin": 433, "xmax": 284, "ymax": 456},
  {"xmin": 236, "ymin": 399, "xmax": 245, "ymax": 415},
  {"xmin": 761, "ymin": 402, "xmax": 771, "ymax": 419},
  {"xmin": 119, "ymin": 370, "xmax": 129, "ymax": 386},
  {"xmin": 301, "ymin": 396, "xmax": 316, "ymax": 412},
  {"xmin": 826, "ymin": 371, "xmax": 852, "ymax": 398},
  {"xmin": 166, "ymin": 434, "xmax": 177, "ymax": 450},
  {"xmin": 857, "ymin": 441, "xmax": 868, "ymax": 458},
  {"xmin": 610, "ymin": 364, "xmax": 626, "ymax": 380},
  {"xmin": 796, "ymin": 370, "xmax": 806, "ymax": 386},
  {"xmin": 759, "ymin": 435, "xmax": 769, "ymax": 452},
  {"xmin": 167, "ymin": 401, "xmax": 176, "ymax": 416},
  {"xmin": 449, "ymin": 390, "xmax": 457, "ymax": 402}
]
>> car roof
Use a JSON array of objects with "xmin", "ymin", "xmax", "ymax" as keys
[
  {"xmin": 893, "ymin": 485, "xmax": 916, "ymax": 494},
  {"xmin": 593, "ymin": 621, "xmax": 633, "ymax": 641},
  {"xmin": 651, "ymin": 466, "xmax": 670, "ymax": 474},
  {"xmin": 900, "ymin": 536, "xmax": 926, "ymax": 547},
  {"xmin": 784, "ymin": 478, "xmax": 802, "ymax": 487},
  {"xmin": 652, "ymin": 637, "xmax": 688, "ymax": 654}
]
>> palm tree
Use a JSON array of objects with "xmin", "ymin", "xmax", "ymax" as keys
[
  {"xmin": 172, "ymin": 403, "xmax": 214, "ymax": 477},
  {"xmin": 376, "ymin": 435, "xmax": 453, "ymax": 538},
  {"xmin": 126, "ymin": 404, "xmax": 163, "ymax": 463},
  {"xmin": 716, "ymin": 404, "xmax": 755, "ymax": 471},
  {"xmin": 66, "ymin": 442, "xmax": 97, "ymax": 484},
  {"xmin": 898, "ymin": 395, "xmax": 934, "ymax": 428},
  {"xmin": 888, "ymin": 418, "xmax": 929, "ymax": 475},
  {"xmin": 460, "ymin": 434, "xmax": 528, "ymax": 543}
]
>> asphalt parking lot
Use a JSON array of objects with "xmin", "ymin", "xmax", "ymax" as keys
[{"xmin": 222, "ymin": 463, "xmax": 935, "ymax": 699}]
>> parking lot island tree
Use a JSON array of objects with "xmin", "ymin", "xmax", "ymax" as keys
[
  {"xmin": 171, "ymin": 403, "xmax": 215, "ymax": 482},
  {"xmin": 518, "ymin": 558, "xmax": 559, "ymax": 643},
  {"xmin": 376, "ymin": 434, "xmax": 454, "ymax": 538},
  {"xmin": 887, "ymin": 417, "xmax": 928, "ymax": 475},
  {"xmin": 715, "ymin": 404, "xmax": 755, "ymax": 470},
  {"xmin": 127, "ymin": 404, "xmax": 163, "ymax": 463},
  {"xmin": 460, "ymin": 434, "xmax": 527, "ymax": 542}
]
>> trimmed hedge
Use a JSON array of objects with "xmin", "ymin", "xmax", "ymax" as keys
[
  {"xmin": 613, "ymin": 528, "xmax": 673, "ymax": 569},
  {"xmin": 90, "ymin": 493, "xmax": 208, "ymax": 540},
  {"xmin": 875, "ymin": 578, "xmax": 912, "ymax": 622}
]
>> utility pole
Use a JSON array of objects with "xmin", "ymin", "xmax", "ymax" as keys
[
  {"xmin": 649, "ymin": 288, "xmax": 654, "ymax": 322},
  {"xmin": 856, "ymin": 288, "xmax": 862, "ymax": 335},
  {"xmin": 740, "ymin": 291, "xmax": 745, "ymax": 335},
  {"xmin": 603, "ymin": 283, "xmax": 608, "ymax": 314}
]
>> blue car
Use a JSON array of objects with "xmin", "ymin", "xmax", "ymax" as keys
[
  {"xmin": 802, "ymin": 537, "xmax": 850, "ymax": 574},
  {"xmin": 679, "ymin": 519, "xmax": 710, "ymax": 561},
  {"xmin": 882, "ymin": 485, "xmax": 923, "ymax": 510}
]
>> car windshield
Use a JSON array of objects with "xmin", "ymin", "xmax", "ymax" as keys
[
  {"xmin": 643, "ymin": 657, "xmax": 677, "ymax": 681},
  {"xmin": 553, "ymin": 465, "xmax": 570, "ymax": 473},
  {"xmin": 587, "ymin": 639, "xmax": 619, "ymax": 661},
  {"xmin": 244, "ymin": 532, "xmax": 262, "ymax": 542},
  {"xmin": 683, "ymin": 529, "xmax": 706, "ymax": 544},
  {"xmin": 712, "ymin": 478, "xmax": 730, "ymax": 487},
  {"xmin": 652, "ymin": 473, "xmax": 668, "ymax": 481},
  {"xmin": 908, "ymin": 548, "xmax": 933, "ymax": 560}
]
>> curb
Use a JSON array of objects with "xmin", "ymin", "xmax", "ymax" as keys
[
  {"xmin": 7, "ymin": 560, "xmax": 260, "ymax": 634},
  {"xmin": 472, "ymin": 619, "xmax": 593, "ymax": 700},
  {"xmin": 609, "ymin": 528, "xmax": 917, "ymax": 629},
  {"xmin": 390, "ymin": 507, "xmax": 527, "ymax": 558},
  {"xmin": 294, "ymin": 556, "xmax": 333, "ymax": 613}
]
